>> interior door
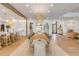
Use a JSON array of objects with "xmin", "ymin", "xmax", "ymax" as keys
[
  {"xmin": 52, "ymin": 22, "xmax": 57, "ymax": 34},
  {"xmin": 1, "ymin": 24, "xmax": 5, "ymax": 31}
]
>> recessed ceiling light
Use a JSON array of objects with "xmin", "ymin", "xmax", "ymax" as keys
[
  {"xmin": 48, "ymin": 10, "xmax": 50, "ymax": 13},
  {"xmin": 50, "ymin": 4, "xmax": 54, "ymax": 7},
  {"xmin": 2, "ymin": 9, "xmax": 6, "ymax": 12},
  {"xmin": 2, "ymin": 9, "xmax": 7, "ymax": 14},
  {"xmin": 26, "ymin": 4, "xmax": 29, "ymax": 7}
]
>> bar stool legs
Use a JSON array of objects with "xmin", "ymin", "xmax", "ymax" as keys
[
  {"xmin": 0, "ymin": 43, "xmax": 1, "ymax": 48},
  {"xmin": 5, "ymin": 38, "xmax": 8, "ymax": 46},
  {"xmin": 0, "ymin": 33, "xmax": 19, "ymax": 48}
]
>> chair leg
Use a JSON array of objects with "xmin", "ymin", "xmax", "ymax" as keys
[
  {"xmin": 0, "ymin": 43, "xmax": 1, "ymax": 48},
  {"xmin": 5, "ymin": 39, "xmax": 8, "ymax": 46}
]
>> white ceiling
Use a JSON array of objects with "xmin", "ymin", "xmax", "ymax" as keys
[
  {"xmin": 0, "ymin": 4, "xmax": 25, "ymax": 20},
  {"xmin": 9, "ymin": 3, "xmax": 79, "ymax": 20}
]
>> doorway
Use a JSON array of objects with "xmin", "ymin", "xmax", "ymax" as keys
[{"xmin": 52, "ymin": 22, "xmax": 57, "ymax": 34}]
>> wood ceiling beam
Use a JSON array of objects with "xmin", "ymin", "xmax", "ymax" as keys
[{"xmin": 1, "ymin": 3, "xmax": 27, "ymax": 19}]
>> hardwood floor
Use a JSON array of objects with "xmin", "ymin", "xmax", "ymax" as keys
[{"xmin": 1, "ymin": 34, "xmax": 79, "ymax": 56}]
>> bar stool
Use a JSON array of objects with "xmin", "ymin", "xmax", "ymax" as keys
[
  {"xmin": 14, "ymin": 33, "xmax": 17, "ymax": 42},
  {"xmin": 0, "ymin": 32, "xmax": 10, "ymax": 46},
  {"xmin": 10, "ymin": 33, "xmax": 15, "ymax": 43},
  {"xmin": 6, "ymin": 33, "xmax": 11, "ymax": 45},
  {"xmin": 2, "ymin": 34, "xmax": 9, "ymax": 46},
  {"xmin": 1, "ymin": 35, "xmax": 5, "ymax": 46}
]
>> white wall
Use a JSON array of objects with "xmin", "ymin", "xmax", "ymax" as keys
[
  {"xmin": 1, "ymin": 19, "xmax": 27, "ymax": 36},
  {"xmin": 61, "ymin": 19, "xmax": 79, "ymax": 33},
  {"xmin": 13, "ymin": 20, "xmax": 26, "ymax": 36},
  {"xmin": 27, "ymin": 19, "xmax": 79, "ymax": 36}
]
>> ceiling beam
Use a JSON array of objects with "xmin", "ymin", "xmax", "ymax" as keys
[{"xmin": 1, "ymin": 3, "xmax": 27, "ymax": 19}]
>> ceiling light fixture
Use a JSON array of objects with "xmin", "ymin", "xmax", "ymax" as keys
[
  {"xmin": 2, "ymin": 9, "xmax": 6, "ymax": 12},
  {"xmin": 47, "ymin": 10, "xmax": 50, "ymax": 13},
  {"xmin": 26, "ymin": 4, "xmax": 29, "ymax": 7},
  {"xmin": 2, "ymin": 9, "xmax": 7, "ymax": 15},
  {"xmin": 50, "ymin": 4, "xmax": 54, "ymax": 7}
]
